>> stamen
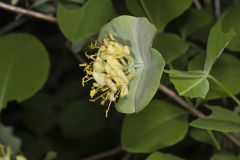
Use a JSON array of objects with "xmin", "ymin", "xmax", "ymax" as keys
[
  {"xmin": 105, "ymin": 101, "xmax": 112, "ymax": 118},
  {"xmin": 80, "ymin": 34, "xmax": 136, "ymax": 117},
  {"xmin": 109, "ymin": 34, "xmax": 115, "ymax": 41},
  {"xmin": 79, "ymin": 64, "xmax": 87, "ymax": 67}
]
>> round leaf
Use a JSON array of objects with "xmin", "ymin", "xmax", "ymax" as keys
[
  {"xmin": 222, "ymin": 4, "xmax": 240, "ymax": 34},
  {"xmin": 121, "ymin": 100, "xmax": 188, "ymax": 153},
  {"xmin": 169, "ymin": 70, "xmax": 209, "ymax": 98},
  {"xmin": 140, "ymin": 0, "xmax": 192, "ymax": 32},
  {"xmin": 126, "ymin": 0, "xmax": 146, "ymax": 17},
  {"xmin": 177, "ymin": 9, "xmax": 214, "ymax": 38},
  {"xmin": 227, "ymin": 34, "xmax": 240, "ymax": 52},
  {"xmin": 190, "ymin": 128, "xmax": 221, "ymax": 146},
  {"xmin": 146, "ymin": 152, "xmax": 184, "ymax": 160},
  {"xmin": 153, "ymin": 33, "xmax": 189, "ymax": 64},
  {"xmin": 190, "ymin": 106, "xmax": 240, "ymax": 132},
  {"xmin": 98, "ymin": 16, "xmax": 165, "ymax": 113},
  {"xmin": 210, "ymin": 152, "xmax": 239, "ymax": 160},
  {"xmin": 0, "ymin": 33, "xmax": 50, "ymax": 109},
  {"xmin": 204, "ymin": 20, "xmax": 236, "ymax": 72},
  {"xmin": 57, "ymin": 0, "xmax": 112, "ymax": 42}
]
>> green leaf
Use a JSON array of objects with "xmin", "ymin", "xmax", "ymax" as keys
[
  {"xmin": 210, "ymin": 152, "xmax": 239, "ymax": 160},
  {"xmin": 153, "ymin": 33, "xmax": 189, "ymax": 64},
  {"xmin": 71, "ymin": 38, "xmax": 89, "ymax": 53},
  {"xmin": 169, "ymin": 70, "xmax": 209, "ymax": 98},
  {"xmin": 189, "ymin": 53, "xmax": 240, "ymax": 100},
  {"xmin": 146, "ymin": 152, "xmax": 184, "ymax": 160},
  {"xmin": 177, "ymin": 9, "xmax": 214, "ymax": 38},
  {"xmin": 204, "ymin": 20, "xmax": 236, "ymax": 72},
  {"xmin": 190, "ymin": 128, "xmax": 221, "ymax": 146},
  {"xmin": 221, "ymin": 4, "xmax": 240, "ymax": 34},
  {"xmin": 44, "ymin": 151, "xmax": 57, "ymax": 160},
  {"xmin": 60, "ymin": 101, "xmax": 105, "ymax": 138},
  {"xmin": 121, "ymin": 100, "xmax": 188, "ymax": 153},
  {"xmin": 140, "ymin": 0, "xmax": 192, "ymax": 32},
  {"xmin": 227, "ymin": 34, "xmax": 240, "ymax": 52},
  {"xmin": 0, "ymin": 33, "xmax": 50, "ymax": 110},
  {"xmin": 0, "ymin": 124, "xmax": 21, "ymax": 153},
  {"xmin": 190, "ymin": 106, "xmax": 240, "ymax": 132},
  {"xmin": 126, "ymin": 0, "xmax": 146, "ymax": 17},
  {"xmin": 98, "ymin": 16, "xmax": 165, "ymax": 113},
  {"xmin": 67, "ymin": 0, "xmax": 85, "ymax": 4},
  {"xmin": 57, "ymin": 0, "xmax": 112, "ymax": 42}
]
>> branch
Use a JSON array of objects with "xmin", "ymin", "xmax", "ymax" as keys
[
  {"xmin": 159, "ymin": 84, "xmax": 205, "ymax": 118},
  {"xmin": 214, "ymin": 0, "xmax": 221, "ymax": 18},
  {"xmin": 159, "ymin": 84, "xmax": 240, "ymax": 146},
  {"xmin": 83, "ymin": 146, "xmax": 123, "ymax": 160},
  {"xmin": 0, "ymin": 17, "xmax": 29, "ymax": 35},
  {"xmin": 0, "ymin": 2, "xmax": 56, "ymax": 23}
]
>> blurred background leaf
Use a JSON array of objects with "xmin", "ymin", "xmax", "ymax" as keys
[
  {"xmin": 60, "ymin": 101, "xmax": 105, "ymax": 138},
  {"xmin": 0, "ymin": 33, "xmax": 50, "ymax": 110}
]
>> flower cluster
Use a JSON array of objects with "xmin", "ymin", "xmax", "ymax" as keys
[
  {"xmin": 0, "ymin": 143, "xmax": 26, "ymax": 160},
  {"xmin": 80, "ymin": 34, "xmax": 136, "ymax": 117}
]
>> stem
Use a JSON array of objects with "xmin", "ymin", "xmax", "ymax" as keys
[
  {"xmin": 207, "ymin": 130, "xmax": 221, "ymax": 150},
  {"xmin": 0, "ymin": 2, "xmax": 56, "ymax": 23},
  {"xmin": 208, "ymin": 75, "xmax": 240, "ymax": 106},
  {"xmin": 139, "ymin": 0, "xmax": 154, "ymax": 24},
  {"xmin": 83, "ymin": 146, "xmax": 123, "ymax": 160},
  {"xmin": 194, "ymin": 98, "xmax": 203, "ymax": 108},
  {"xmin": 159, "ymin": 84, "xmax": 240, "ymax": 146},
  {"xmin": 159, "ymin": 84, "xmax": 205, "ymax": 118}
]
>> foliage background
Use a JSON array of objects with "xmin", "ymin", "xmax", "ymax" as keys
[{"xmin": 0, "ymin": 0, "xmax": 240, "ymax": 160}]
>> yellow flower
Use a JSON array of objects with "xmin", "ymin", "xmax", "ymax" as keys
[
  {"xmin": 80, "ymin": 34, "xmax": 136, "ymax": 117},
  {"xmin": 0, "ymin": 143, "xmax": 27, "ymax": 160}
]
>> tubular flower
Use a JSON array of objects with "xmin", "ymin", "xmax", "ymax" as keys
[{"xmin": 80, "ymin": 34, "xmax": 136, "ymax": 117}]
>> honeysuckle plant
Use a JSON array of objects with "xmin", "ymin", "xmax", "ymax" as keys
[
  {"xmin": 80, "ymin": 16, "xmax": 165, "ymax": 115},
  {"xmin": 80, "ymin": 34, "xmax": 136, "ymax": 117},
  {"xmin": 1, "ymin": 0, "xmax": 240, "ymax": 160}
]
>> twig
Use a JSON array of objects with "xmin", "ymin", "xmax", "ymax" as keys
[
  {"xmin": 159, "ymin": 84, "xmax": 205, "ymax": 118},
  {"xmin": 159, "ymin": 84, "xmax": 240, "ymax": 146},
  {"xmin": 193, "ymin": 0, "xmax": 202, "ymax": 10},
  {"xmin": 0, "ymin": 2, "xmax": 56, "ymax": 23},
  {"xmin": 214, "ymin": 0, "xmax": 221, "ymax": 18},
  {"xmin": 83, "ymin": 146, "xmax": 123, "ymax": 160},
  {"xmin": 0, "ymin": 17, "xmax": 29, "ymax": 35}
]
